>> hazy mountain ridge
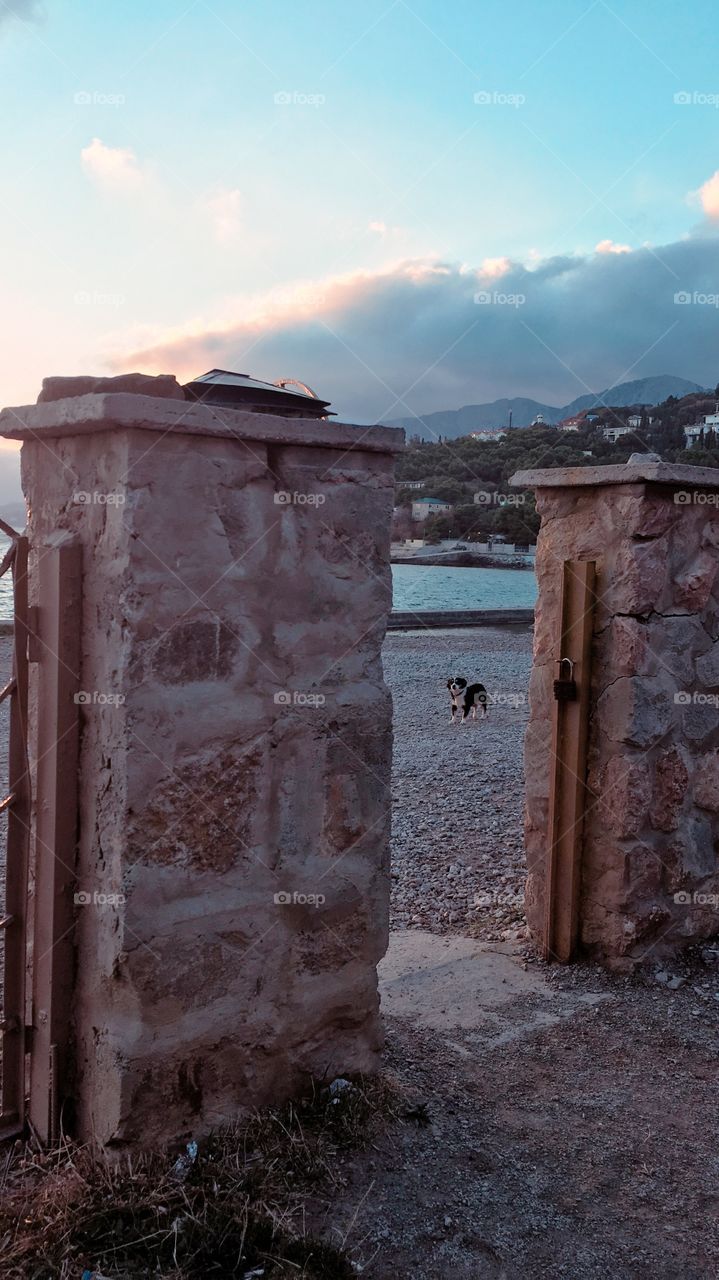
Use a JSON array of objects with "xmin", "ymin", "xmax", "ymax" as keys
[{"xmin": 388, "ymin": 376, "xmax": 708, "ymax": 439}]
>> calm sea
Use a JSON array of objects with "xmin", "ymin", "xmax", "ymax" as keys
[
  {"xmin": 392, "ymin": 563, "xmax": 537, "ymax": 612},
  {"xmin": 0, "ymin": 543, "xmax": 537, "ymax": 622},
  {"xmin": 0, "ymin": 538, "xmax": 13, "ymax": 621}
]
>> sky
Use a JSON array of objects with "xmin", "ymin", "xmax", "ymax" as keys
[{"xmin": 0, "ymin": 0, "xmax": 719, "ymax": 499}]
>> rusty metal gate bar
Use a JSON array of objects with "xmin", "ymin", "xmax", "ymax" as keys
[
  {"xmin": 0, "ymin": 523, "xmax": 30, "ymax": 1139},
  {"xmin": 544, "ymin": 559, "xmax": 596, "ymax": 963}
]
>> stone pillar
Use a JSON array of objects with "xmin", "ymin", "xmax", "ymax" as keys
[
  {"xmin": 511, "ymin": 459, "xmax": 719, "ymax": 968},
  {"xmin": 1, "ymin": 389, "xmax": 403, "ymax": 1145}
]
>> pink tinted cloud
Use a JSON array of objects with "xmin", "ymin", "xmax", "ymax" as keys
[
  {"xmin": 698, "ymin": 170, "xmax": 719, "ymax": 220},
  {"xmin": 81, "ymin": 138, "xmax": 147, "ymax": 192}
]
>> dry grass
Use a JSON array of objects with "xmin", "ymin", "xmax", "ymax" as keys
[{"xmin": 0, "ymin": 1076, "xmax": 398, "ymax": 1279}]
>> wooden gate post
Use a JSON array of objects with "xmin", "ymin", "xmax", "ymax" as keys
[
  {"xmin": 0, "ymin": 533, "xmax": 30, "ymax": 1138},
  {"xmin": 544, "ymin": 560, "xmax": 596, "ymax": 962},
  {"xmin": 28, "ymin": 535, "xmax": 82, "ymax": 1141}
]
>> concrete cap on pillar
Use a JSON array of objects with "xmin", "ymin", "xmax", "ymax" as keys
[
  {"xmin": 0, "ymin": 392, "xmax": 405, "ymax": 456},
  {"xmin": 509, "ymin": 458, "xmax": 719, "ymax": 490}
]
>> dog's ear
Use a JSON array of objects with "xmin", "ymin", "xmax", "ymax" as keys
[{"xmin": 446, "ymin": 679, "xmax": 453, "ymax": 688}]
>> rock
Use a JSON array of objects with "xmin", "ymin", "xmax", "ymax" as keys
[
  {"xmin": 650, "ymin": 748, "xmax": 689, "ymax": 832},
  {"xmin": 37, "ymin": 371, "xmax": 186, "ymax": 402},
  {"xmin": 693, "ymin": 754, "xmax": 719, "ymax": 811},
  {"xmin": 696, "ymin": 641, "xmax": 719, "ymax": 686}
]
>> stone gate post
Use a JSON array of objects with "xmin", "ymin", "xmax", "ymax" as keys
[
  {"xmin": 1, "ymin": 383, "xmax": 402, "ymax": 1145},
  {"xmin": 511, "ymin": 459, "xmax": 719, "ymax": 968}
]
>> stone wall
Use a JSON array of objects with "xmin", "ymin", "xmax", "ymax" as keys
[
  {"xmin": 512, "ymin": 461, "xmax": 719, "ymax": 968},
  {"xmin": 2, "ymin": 391, "xmax": 402, "ymax": 1145}
]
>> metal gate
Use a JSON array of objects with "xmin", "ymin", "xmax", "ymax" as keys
[{"xmin": 0, "ymin": 525, "xmax": 81, "ymax": 1141}]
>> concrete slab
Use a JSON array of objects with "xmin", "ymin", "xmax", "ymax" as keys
[{"xmin": 379, "ymin": 929, "xmax": 550, "ymax": 1031}]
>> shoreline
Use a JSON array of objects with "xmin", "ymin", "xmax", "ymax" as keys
[
  {"xmin": 388, "ymin": 608, "xmax": 534, "ymax": 629},
  {"xmin": 392, "ymin": 553, "xmax": 535, "ymax": 569}
]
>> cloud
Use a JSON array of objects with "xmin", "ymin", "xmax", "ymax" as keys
[
  {"xmin": 111, "ymin": 235, "xmax": 719, "ymax": 423},
  {"xmin": 368, "ymin": 219, "xmax": 404, "ymax": 239},
  {"xmin": 81, "ymin": 138, "xmax": 147, "ymax": 192},
  {"xmin": 697, "ymin": 170, "xmax": 719, "ymax": 221},
  {"xmin": 202, "ymin": 187, "xmax": 243, "ymax": 242},
  {"xmin": 0, "ymin": 0, "xmax": 43, "ymax": 25},
  {"xmin": 479, "ymin": 255, "xmax": 512, "ymax": 278},
  {"xmin": 595, "ymin": 239, "xmax": 632, "ymax": 255}
]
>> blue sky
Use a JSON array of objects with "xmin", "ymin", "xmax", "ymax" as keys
[{"xmin": 0, "ymin": 0, "xmax": 718, "ymax": 465}]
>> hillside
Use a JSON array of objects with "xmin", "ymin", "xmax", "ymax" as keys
[
  {"xmin": 393, "ymin": 385, "xmax": 719, "ymax": 545},
  {"xmin": 389, "ymin": 375, "xmax": 706, "ymax": 440}
]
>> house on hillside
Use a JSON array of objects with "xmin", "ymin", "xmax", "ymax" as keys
[
  {"xmin": 469, "ymin": 428, "xmax": 507, "ymax": 442},
  {"xmin": 411, "ymin": 497, "xmax": 452, "ymax": 521},
  {"xmin": 558, "ymin": 417, "xmax": 583, "ymax": 432},
  {"xmin": 627, "ymin": 413, "xmax": 655, "ymax": 429},
  {"xmin": 603, "ymin": 424, "xmax": 634, "ymax": 444},
  {"xmin": 685, "ymin": 423, "xmax": 705, "ymax": 447},
  {"xmin": 401, "ymin": 480, "xmax": 425, "ymax": 490}
]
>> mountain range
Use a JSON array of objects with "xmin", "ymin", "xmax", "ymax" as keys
[{"xmin": 388, "ymin": 375, "xmax": 709, "ymax": 440}]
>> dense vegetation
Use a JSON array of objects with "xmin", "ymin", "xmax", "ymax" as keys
[{"xmin": 393, "ymin": 387, "xmax": 719, "ymax": 544}]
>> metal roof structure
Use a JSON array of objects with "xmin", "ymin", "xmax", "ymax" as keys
[{"xmin": 183, "ymin": 369, "xmax": 333, "ymax": 419}]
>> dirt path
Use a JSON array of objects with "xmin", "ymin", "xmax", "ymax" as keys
[{"xmin": 322, "ymin": 933, "xmax": 719, "ymax": 1278}]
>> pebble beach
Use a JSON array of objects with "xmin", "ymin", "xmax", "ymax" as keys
[{"xmin": 383, "ymin": 625, "xmax": 533, "ymax": 942}]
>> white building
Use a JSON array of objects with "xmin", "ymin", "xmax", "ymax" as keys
[
  {"xmin": 469, "ymin": 429, "xmax": 507, "ymax": 442},
  {"xmin": 685, "ymin": 423, "xmax": 705, "ymax": 446},
  {"xmin": 627, "ymin": 413, "xmax": 655, "ymax": 429},
  {"xmin": 401, "ymin": 480, "xmax": 425, "ymax": 490},
  {"xmin": 411, "ymin": 497, "xmax": 452, "ymax": 521},
  {"xmin": 603, "ymin": 424, "xmax": 634, "ymax": 444},
  {"xmin": 685, "ymin": 411, "xmax": 719, "ymax": 447}
]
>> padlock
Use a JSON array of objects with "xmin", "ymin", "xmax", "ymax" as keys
[{"xmin": 553, "ymin": 657, "xmax": 577, "ymax": 702}]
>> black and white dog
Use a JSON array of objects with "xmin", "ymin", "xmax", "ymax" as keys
[{"xmin": 447, "ymin": 676, "xmax": 489, "ymax": 724}]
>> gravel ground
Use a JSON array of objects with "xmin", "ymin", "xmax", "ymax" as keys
[
  {"xmin": 321, "ymin": 949, "xmax": 719, "ymax": 1278},
  {"xmin": 384, "ymin": 626, "xmax": 532, "ymax": 941}
]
